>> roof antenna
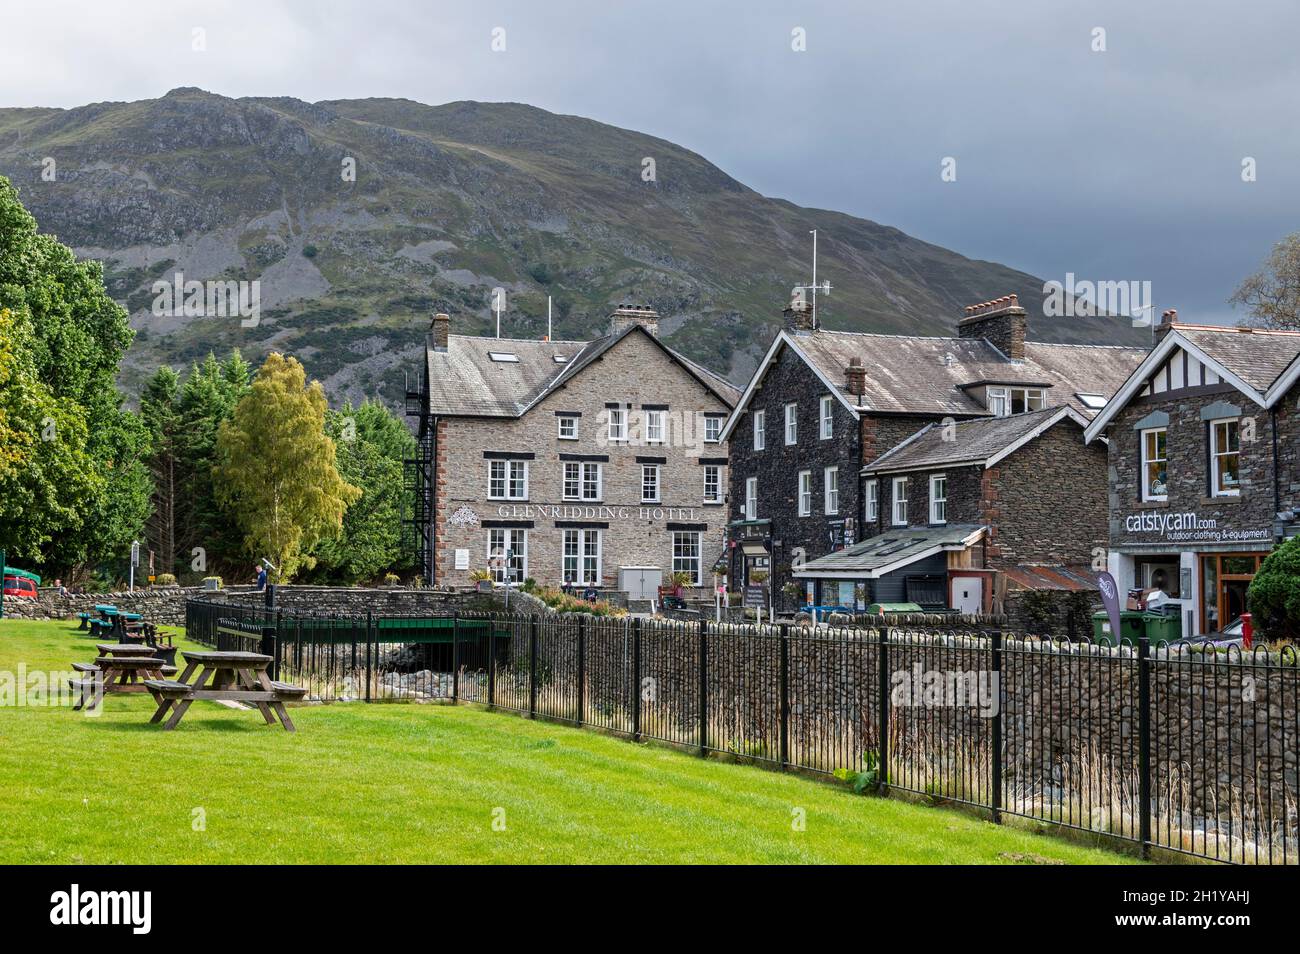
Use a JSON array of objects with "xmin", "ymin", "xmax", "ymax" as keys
[
  {"xmin": 493, "ymin": 288, "xmax": 504, "ymax": 339},
  {"xmin": 793, "ymin": 229, "xmax": 831, "ymax": 330},
  {"xmin": 547, "ymin": 295, "xmax": 552, "ymax": 342}
]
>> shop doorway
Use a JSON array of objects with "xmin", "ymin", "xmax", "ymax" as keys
[{"xmin": 1200, "ymin": 553, "xmax": 1267, "ymax": 634}]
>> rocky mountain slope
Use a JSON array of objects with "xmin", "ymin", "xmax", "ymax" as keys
[{"xmin": 0, "ymin": 88, "xmax": 1141, "ymax": 402}]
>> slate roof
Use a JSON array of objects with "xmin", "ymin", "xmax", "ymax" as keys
[
  {"xmin": 1177, "ymin": 326, "xmax": 1300, "ymax": 392},
  {"xmin": 794, "ymin": 524, "xmax": 986, "ymax": 578},
  {"xmin": 426, "ymin": 324, "xmax": 740, "ymax": 418},
  {"xmin": 864, "ymin": 406, "xmax": 1087, "ymax": 474},
  {"xmin": 787, "ymin": 330, "xmax": 1145, "ymax": 417}
]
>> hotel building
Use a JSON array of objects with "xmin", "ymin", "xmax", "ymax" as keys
[{"xmin": 409, "ymin": 306, "xmax": 739, "ymax": 597}]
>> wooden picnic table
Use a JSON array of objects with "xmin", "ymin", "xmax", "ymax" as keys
[
  {"xmin": 146, "ymin": 651, "xmax": 306, "ymax": 732},
  {"xmin": 70, "ymin": 655, "xmax": 172, "ymax": 710},
  {"xmin": 96, "ymin": 642, "xmax": 161, "ymax": 657}
]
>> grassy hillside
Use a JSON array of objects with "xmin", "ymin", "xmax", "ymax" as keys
[{"xmin": 0, "ymin": 89, "xmax": 1142, "ymax": 402}]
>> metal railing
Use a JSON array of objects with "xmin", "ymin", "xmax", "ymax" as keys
[{"xmin": 185, "ymin": 598, "xmax": 1299, "ymax": 864}]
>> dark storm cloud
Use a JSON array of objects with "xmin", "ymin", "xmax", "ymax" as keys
[{"xmin": 3, "ymin": 0, "xmax": 1296, "ymax": 322}]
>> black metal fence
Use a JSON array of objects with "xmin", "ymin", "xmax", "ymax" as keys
[{"xmin": 185, "ymin": 598, "xmax": 1299, "ymax": 865}]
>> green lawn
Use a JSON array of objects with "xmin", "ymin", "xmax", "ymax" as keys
[{"xmin": 0, "ymin": 618, "xmax": 1136, "ymax": 864}]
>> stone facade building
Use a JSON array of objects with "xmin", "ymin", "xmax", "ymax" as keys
[
  {"xmin": 414, "ymin": 307, "xmax": 738, "ymax": 597},
  {"xmin": 795, "ymin": 406, "xmax": 1107, "ymax": 618},
  {"xmin": 1084, "ymin": 316, "xmax": 1300, "ymax": 636},
  {"xmin": 721, "ymin": 294, "xmax": 1144, "ymax": 612}
]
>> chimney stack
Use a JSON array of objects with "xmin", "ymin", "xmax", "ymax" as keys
[
  {"xmin": 608, "ymin": 303, "xmax": 659, "ymax": 337},
  {"xmin": 958, "ymin": 294, "xmax": 1026, "ymax": 360},
  {"xmin": 784, "ymin": 288, "xmax": 816, "ymax": 334},
  {"xmin": 1154, "ymin": 308, "xmax": 1178, "ymax": 342},
  {"xmin": 845, "ymin": 357, "xmax": 866, "ymax": 396},
  {"xmin": 431, "ymin": 312, "xmax": 450, "ymax": 352}
]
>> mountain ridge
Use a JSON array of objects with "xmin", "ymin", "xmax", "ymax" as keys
[{"xmin": 0, "ymin": 87, "xmax": 1143, "ymax": 403}]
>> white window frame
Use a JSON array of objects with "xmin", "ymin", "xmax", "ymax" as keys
[
  {"xmin": 672, "ymin": 531, "xmax": 703, "ymax": 585},
  {"xmin": 488, "ymin": 459, "xmax": 529, "ymax": 500},
  {"xmin": 988, "ymin": 386, "xmax": 1045, "ymax": 417},
  {"xmin": 784, "ymin": 402, "xmax": 798, "ymax": 445},
  {"xmin": 641, "ymin": 464, "xmax": 661, "ymax": 503},
  {"xmin": 487, "ymin": 527, "xmax": 527, "ymax": 583},
  {"xmin": 892, "ymin": 476, "xmax": 909, "ymax": 526},
  {"xmin": 865, "ymin": 480, "xmax": 878, "ymax": 521},
  {"xmin": 824, "ymin": 466, "xmax": 839, "ymax": 515},
  {"xmin": 557, "ymin": 415, "xmax": 578, "ymax": 440},
  {"xmin": 703, "ymin": 465, "xmax": 722, "ymax": 504},
  {"xmin": 798, "ymin": 470, "xmax": 813, "ymax": 516},
  {"xmin": 562, "ymin": 461, "xmax": 602, "ymax": 501},
  {"xmin": 929, "ymin": 474, "xmax": 947, "ymax": 525},
  {"xmin": 1210, "ymin": 418, "xmax": 1240, "ymax": 497},
  {"xmin": 704, "ymin": 415, "xmax": 722, "ymax": 443},
  {"xmin": 645, "ymin": 409, "xmax": 666, "ymax": 444},
  {"xmin": 607, "ymin": 406, "xmax": 628, "ymax": 442},
  {"xmin": 562, "ymin": 528, "xmax": 602, "ymax": 585},
  {"xmin": 820, "ymin": 395, "xmax": 834, "ymax": 440},
  {"xmin": 745, "ymin": 476, "xmax": 758, "ymax": 520},
  {"xmin": 1140, "ymin": 427, "xmax": 1168, "ymax": 502},
  {"xmin": 753, "ymin": 409, "xmax": 765, "ymax": 451}
]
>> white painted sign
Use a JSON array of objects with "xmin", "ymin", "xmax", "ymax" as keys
[
  {"xmin": 454, "ymin": 548, "xmax": 469, "ymax": 570},
  {"xmin": 494, "ymin": 504, "xmax": 702, "ymax": 521},
  {"xmin": 1123, "ymin": 511, "xmax": 1270, "ymax": 544}
]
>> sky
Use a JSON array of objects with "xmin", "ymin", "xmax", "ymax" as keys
[{"xmin": 3, "ymin": 0, "xmax": 1298, "ymax": 323}]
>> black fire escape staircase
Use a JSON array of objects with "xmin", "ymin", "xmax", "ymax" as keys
[{"xmin": 403, "ymin": 368, "xmax": 435, "ymax": 584}]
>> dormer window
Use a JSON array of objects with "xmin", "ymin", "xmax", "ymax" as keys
[{"xmin": 987, "ymin": 386, "xmax": 1045, "ymax": 416}]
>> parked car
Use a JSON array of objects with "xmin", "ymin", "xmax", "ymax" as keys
[
  {"xmin": 1172, "ymin": 616, "xmax": 1244, "ymax": 650},
  {"xmin": 2, "ymin": 575, "xmax": 38, "ymax": 599}
]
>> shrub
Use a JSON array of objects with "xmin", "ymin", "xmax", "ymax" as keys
[
  {"xmin": 1248, "ymin": 538, "xmax": 1300, "ymax": 641},
  {"xmin": 154, "ymin": 573, "xmax": 177, "ymax": 586},
  {"xmin": 382, "ymin": 572, "xmax": 400, "ymax": 587},
  {"xmin": 468, "ymin": 568, "xmax": 492, "ymax": 583}
]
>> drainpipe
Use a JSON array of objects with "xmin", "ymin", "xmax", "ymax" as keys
[{"xmin": 1271, "ymin": 407, "xmax": 1280, "ymax": 534}]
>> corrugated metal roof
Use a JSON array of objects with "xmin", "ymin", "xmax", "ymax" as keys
[
  {"xmin": 794, "ymin": 524, "xmax": 985, "ymax": 578},
  {"xmin": 1002, "ymin": 564, "xmax": 1098, "ymax": 592}
]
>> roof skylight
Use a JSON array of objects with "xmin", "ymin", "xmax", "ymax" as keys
[{"xmin": 488, "ymin": 351, "xmax": 520, "ymax": 363}]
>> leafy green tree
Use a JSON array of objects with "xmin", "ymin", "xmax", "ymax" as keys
[
  {"xmin": 141, "ymin": 366, "xmax": 182, "ymax": 575},
  {"xmin": 0, "ymin": 307, "xmax": 100, "ymax": 561},
  {"xmin": 0, "ymin": 176, "xmax": 144, "ymax": 573},
  {"xmin": 215, "ymin": 353, "xmax": 361, "ymax": 580},
  {"xmin": 1247, "ymin": 538, "xmax": 1300, "ymax": 641},
  {"xmin": 175, "ymin": 351, "xmax": 251, "ymax": 575},
  {"xmin": 310, "ymin": 400, "xmax": 417, "ymax": 582}
]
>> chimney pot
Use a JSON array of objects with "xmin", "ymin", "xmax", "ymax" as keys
[{"xmin": 957, "ymin": 292, "xmax": 1027, "ymax": 360}]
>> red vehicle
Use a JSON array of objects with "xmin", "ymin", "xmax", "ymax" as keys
[{"xmin": 2, "ymin": 574, "xmax": 39, "ymax": 599}]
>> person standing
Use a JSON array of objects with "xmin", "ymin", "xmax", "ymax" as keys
[{"xmin": 254, "ymin": 563, "xmax": 268, "ymax": 592}]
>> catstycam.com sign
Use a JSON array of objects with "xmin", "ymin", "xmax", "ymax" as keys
[{"xmin": 1123, "ymin": 510, "xmax": 1270, "ymax": 544}]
